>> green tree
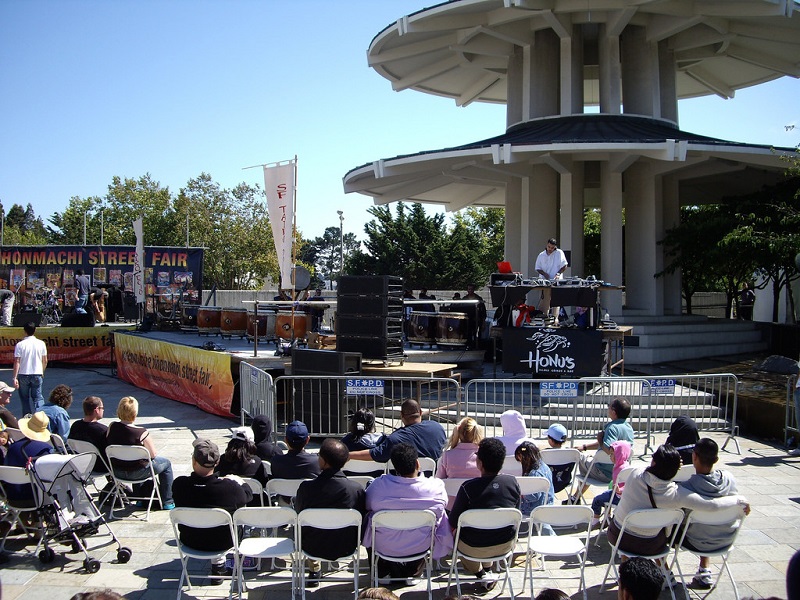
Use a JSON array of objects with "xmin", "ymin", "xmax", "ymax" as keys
[{"xmin": 1, "ymin": 202, "xmax": 48, "ymax": 245}]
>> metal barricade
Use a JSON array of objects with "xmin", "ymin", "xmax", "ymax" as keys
[
  {"xmin": 786, "ymin": 374, "xmax": 799, "ymax": 448},
  {"xmin": 273, "ymin": 375, "xmax": 462, "ymax": 438},
  {"xmin": 239, "ymin": 361, "xmax": 276, "ymax": 430}
]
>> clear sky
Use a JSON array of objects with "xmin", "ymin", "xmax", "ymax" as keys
[{"xmin": 1, "ymin": 0, "xmax": 799, "ymax": 244}]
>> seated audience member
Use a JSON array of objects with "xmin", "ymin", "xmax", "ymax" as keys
[
  {"xmin": 251, "ymin": 414, "xmax": 283, "ymax": 460},
  {"xmin": 678, "ymin": 437, "xmax": 739, "ymax": 589},
  {"xmin": 41, "ymin": 383, "xmax": 73, "ymax": 439},
  {"xmin": 666, "ymin": 415, "xmax": 700, "ymax": 465},
  {"xmin": 364, "ymin": 443, "xmax": 452, "ymax": 581},
  {"xmin": 543, "ymin": 423, "xmax": 575, "ymax": 494},
  {"xmin": 576, "ymin": 397, "xmax": 634, "ymax": 500},
  {"xmin": 515, "ymin": 441, "xmax": 555, "ymax": 533},
  {"xmin": 294, "ymin": 438, "xmax": 366, "ymax": 587},
  {"xmin": 436, "ymin": 416, "xmax": 482, "ymax": 479},
  {"xmin": 358, "ymin": 588, "xmax": 400, "ymax": 600},
  {"xmin": 0, "ymin": 427, "xmax": 8, "ymax": 463},
  {"xmin": 618, "ymin": 557, "xmax": 664, "ymax": 600},
  {"xmin": 69, "ymin": 590, "xmax": 127, "ymax": 600},
  {"xmin": 69, "ymin": 396, "xmax": 109, "ymax": 472},
  {"xmin": 449, "ymin": 438, "xmax": 521, "ymax": 591},
  {"xmin": 270, "ymin": 420, "xmax": 321, "ymax": 480},
  {"xmin": 172, "ymin": 438, "xmax": 253, "ymax": 582},
  {"xmin": 342, "ymin": 407, "xmax": 385, "ymax": 451},
  {"xmin": 534, "ymin": 590, "xmax": 570, "ymax": 600},
  {"xmin": 590, "ymin": 440, "xmax": 632, "ymax": 529},
  {"xmin": 4, "ymin": 412, "xmax": 53, "ymax": 502},
  {"xmin": 215, "ymin": 426, "xmax": 269, "ymax": 486},
  {"xmin": 788, "ymin": 547, "xmax": 800, "ymax": 600},
  {"xmin": 0, "ymin": 381, "xmax": 19, "ymax": 430},
  {"xmin": 106, "ymin": 396, "xmax": 175, "ymax": 510},
  {"xmin": 349, "ymin": 399, "xmax": 447, "ymax": 463},
  {"xmin": 608, "ymin": 444, "xmax": 748, "ymax": 574},
  {"xmin": 497, "ymin": 410, "xmax": 535, "ymax": 456}
]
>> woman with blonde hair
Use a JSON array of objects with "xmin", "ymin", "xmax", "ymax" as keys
[
  {"xmin": 435, "ymin": 417, "xmax": 483, "ymax": 479},
  {"xmin": 106, "ymin": 396, "xmax": 175, "ymax": 510}
]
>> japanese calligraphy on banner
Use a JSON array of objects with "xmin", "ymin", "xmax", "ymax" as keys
[
  {"xmin": 0, "ymin": 327, "xmax": 124, "ymax": 365},
  {"xmin": 114, "ymin": 332, "xmax": 235, "ymax": 417},
  {"xmin": 263, "ymin": 160, "xmax": 296, "ymax": 289}
]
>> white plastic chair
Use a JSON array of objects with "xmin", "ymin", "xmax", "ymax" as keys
[
  {"xmin": 672, "ymin": 464, "xmax": 695, "ymax": 482},
  {"xmin": 384, "ymin": 456, "xmax": 437, "ymax": 476},
  {"xmin": 571, "ymin": 448, "xmax": 615, "ymax": 504},
  {"xmin": 0, "ymin": 465, "xmax": 41, "ymax": 554},
  {"xmin": 265, "ymin": 478, "xmax": 308, "ymax": 506},
  {"xmin": 594, "ymin": 465, "xmax": 637, "ymax": 547},
  {"xmin": 5, "ymin": 428, "xmax": 26, "ymax": 443},
  {"xmin": 50, "ymin": 433, "xmax": 70, "ymax": 455},
  {"xmin": 170, "ymin": 507, "xmax": 238, "ymax": 599},
  {"xmin": 672, "ymin": 505, "xmax": 747, "ymax": 600},
  {"xmin": 346, "ymin": 475, "xmax": 374, "ymax": 490},
  {"xmin": 370, "ymin": 509, "xmax": 437, "ymax": 599},
  {"xmin": 540, "ymin": 447, "xmax": 581, "ymax": 496},
  {"xmin": 105, "ymin": 444, "xmax": 162, "ymax": 521},
  {"xmin": 447, "ymin": 507, "xmax": 523, "ymax": 599},
  {"xmin": 233, "ymin": 506, "xmax": 298, "ymax": 597},
  {"xmin": 500, "ymin": 455, "xmax": 522, "ymax": 475},
  {"xmin": 296, "ymin": 508, "xmax": 363, "ymax": 600},
  {"xmin": 342, "ymin": 459, "xmax": 385, "ymax": 476},
  {"xmin": 515, "ymin": 476, "xmax": 552, "ymax": 536},
  {"xmin": 600, "ymin": 508, "xmax": 686, "ymax": 600},
  {"xmin": 242, "ymin": 478, "xmax": 265, "ymax": 506},
  {"xmin": 524, "ymin": 505, "xmax": 594, "ymax": 600},
  {"xmin": 67, "ymin": 438, "xmax": 114, "ymax": 505}
]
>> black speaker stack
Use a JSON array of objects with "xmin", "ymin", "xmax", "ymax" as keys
[{"xmin": 337, "ymin": 275, "xmax": 404, "ymax": 362}]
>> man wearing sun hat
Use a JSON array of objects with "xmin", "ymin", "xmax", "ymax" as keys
[
  {"xmin": 172, "ymin": 438, "xmax": 253, "ymax": 583},
  {"xmin": 270, "ymin": 420, "xmax": 321, "ymax": 480},
  {"xmin": 0, "ymin": 381, "xmax": 19, "ymax": 429}
]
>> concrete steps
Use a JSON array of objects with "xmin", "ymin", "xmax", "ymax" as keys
[{"xmin": 616, "ymin": 315, "xmax": 767, "ymax": 365}]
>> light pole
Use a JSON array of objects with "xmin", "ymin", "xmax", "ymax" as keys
[{"xmin": 337, "ymin": 210, "xmax": 344, "ymax": 277}]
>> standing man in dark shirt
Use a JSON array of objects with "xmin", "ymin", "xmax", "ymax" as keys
[
  {"xmin": 348, "ymin": 399, "xmax": 447, "ymax": 464},
  {"xmin": 269, "ymin": 421, "xmax": 321, "ymax": 479},
  {"xmin": 172, "ymin": 438, "xmax": 253, "ymax": 582},
  {"xmin": 449, "ymin": 437, "xmax": 521, "ymax": 590},
  {"xmin": 74, "ymin": 269, "xmax": 90, "ymax": 314},
  {"xmin": 294, "ymin": 438, "xmax": 366, "ymax": 587}
]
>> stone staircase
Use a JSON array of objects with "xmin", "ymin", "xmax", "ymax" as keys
[{"xmin": 616, "ymin": 314, "xmax": 767, "ymax": 365}]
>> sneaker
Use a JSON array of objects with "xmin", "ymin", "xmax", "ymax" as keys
[
  {"xmin": 405, "ymin": 577, "xmax": 421, "ymax": 586},
  {"xmin": 210, "ymin": 562, "xmax": 232, "ymax": 585},
  {"xmin": 790, "ymin": 447, "xmax": 800, "ymax": 456},
  {"xmin": 162, "ymin": 501, "xmax": 175, "ymax": 511},
  {"xmin": 691, "ymin": 568, "xmax": 713, "ymax": 589},
  {"xmin": 305, "ymin": 570, "xmax": 321, "ymax": 587},
  {"xmin": 480, "ymin": 572, "xmax": 499, "ymax": 591},
  {"xmin": 589, "ymin": 517, "xmax": 602, "ymax": 530}
]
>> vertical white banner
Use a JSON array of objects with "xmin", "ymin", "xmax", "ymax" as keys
[
  {"xmin": 132, "ymin": 218, "xmax": 146, "ymax": 303},
  {"xmin": 263, "ymin": 161, "xmax": 296, "ymax": 289}
]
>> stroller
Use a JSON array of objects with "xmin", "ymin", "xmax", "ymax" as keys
[{"xmin": 27, "ymin": 452, "xmax": 132, "ymax": 572}]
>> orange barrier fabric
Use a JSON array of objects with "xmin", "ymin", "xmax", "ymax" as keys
[{"xmin": 0, "ymin": 326, "xmax": 125, "ymax": 365}]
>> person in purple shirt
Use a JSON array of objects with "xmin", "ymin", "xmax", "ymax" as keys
[{"xmin": 363, "ymin": 443, "xmax": 452, "ymax": 582}]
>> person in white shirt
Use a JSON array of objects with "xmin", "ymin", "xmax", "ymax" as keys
[
  {"xmin": 12, "ymin": 321, "xmax": 48, "ymax": 416},
  {"xmin": 534, "ymin": 238, "xmax": 568, "ymax": 316}
]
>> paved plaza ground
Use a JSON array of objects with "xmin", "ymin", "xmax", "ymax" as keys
[{"xmin": 1, "ymin": 364, "xmax": 798, "ymax": 600}]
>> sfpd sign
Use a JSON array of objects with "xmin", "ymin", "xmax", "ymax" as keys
[
  {"xmin": 346, "ymin": 379, "xmax": 384, "ymax": 396},
  {"xmin": 502, "ymin": 327, "xmax": 603, "ymax": 378}
]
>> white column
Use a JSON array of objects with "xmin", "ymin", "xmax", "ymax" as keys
[
  {"xmin": 598, "ymin": 25, "xmax": 621, "ymax": 114},
  {"xmin": 658, "ymin": 40, "xmax": 678, "ymax": 123},
  {"xmin": 526, "ymin": 164, "xmax": 558, "ymax": 275},
  {"xmin": 662, "ymin": 177, "xmax": 682, "ymax": 315},
  {"xmin": 621, "ymin": 25, "xmax": 659, "ymax": 117},
  {"xmin": 530, "ymin": 29, "xmax": 560, "ymax": 118},
  {"xmin": 507, "ymin": 45, "xmax": 524, "ymax": 129},
  {"xmin": 624, "ymin": 162, "xmax": 658, "ymax": 313},
  {"xmin": 600, "ymin": 163, "xmax": 623, "ymax": 315},
  {"xmin": 505, "ymin": 177, "xmax": 523, "ymax": 269}
]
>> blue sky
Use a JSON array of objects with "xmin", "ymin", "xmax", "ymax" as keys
[{"xmin": 1, "ymin": 0, "xmax": 799, "ymax": 244}]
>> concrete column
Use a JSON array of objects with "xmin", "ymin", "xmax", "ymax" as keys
[
  {"xmin": 560, "ymin": 28, "xmax": 584, "ymax": 115},
  {"xmin": 505, "ymin": 177, "xmax": 523, "ymax": 269},
  {"xmin": 624, "ymin": 162, "xmax": 659, "ymax": 313},
  {"xmin": 600, "ymin": 163, "xmax": 623, "ymax": 315},
  {"xmin": 662, "ymin": 177, "xmax": 682, "ymax": 315},
  {"xmin": 658, "ymin": 40, "xmax": 678, "ymax": 123},
  {"xmin": 526, "ymin": 164, "xmax": 559, "ymax": 275},
  {"xmin": 530, "ymin": 29, "xmax": 560, "ymax": 118},
  {"xmin": 507, "ymin": 45, "xmax": 524, "ymax": 129},
  {"xmin": 620, "ymin": 25, "xmax": 658, "ymax": 116},
  {"xmin": 598, "ymin": 25, "xmax": 621, "ymax": 114},
  {"xmin": 570, "ymin": 165, "xmax": 585, "ymax": 277}
]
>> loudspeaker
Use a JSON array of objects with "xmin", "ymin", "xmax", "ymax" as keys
[
  {"xmin": 61, "ymin": 312, "xmax": 96, "ymax": 327},
  {"xmin": 292, "ymin": 349, "xmax": 362, "ymax": 376},
  {"xmin": 337, "ymin": 275, "xmax": 403, "ymax": 296},
  {"xmin": 12, "ymin": 313, "xmax": 42, "ymax": 327}
]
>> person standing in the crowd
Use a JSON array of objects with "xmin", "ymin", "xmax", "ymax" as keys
[
  {"xmin": 74, "ymin": 269, "xmax": 91, "ymax": 314},
  {"xmin": 534, "ymin": 237, "xmax": 568, "ymax": 316},
  {"xmin": 738, "ymin": 282, "xmax": 755, "ymax": 320},
  {"xmin": 0, "ymin": 288, "xmax": 15, "ymax": 326},
  {"xmin": 13, "ymin": 321, "xmax": 48, "ymax": 416}
]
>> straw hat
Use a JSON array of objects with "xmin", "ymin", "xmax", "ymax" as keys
[{"xmin": 18, "ymin": 411, "xmax": 51, "ymax": 442}]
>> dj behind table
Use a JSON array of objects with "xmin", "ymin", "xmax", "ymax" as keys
[{"xmin": 488, "ymin": 273, "xmax": 626, "ymax": 378}]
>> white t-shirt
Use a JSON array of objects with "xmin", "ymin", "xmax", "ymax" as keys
[
  {"xmin": 14, "ymin": 335, "xmax": 47, "ymax": 375},
  {"xmin": 535, "ymin": 247, "xmax": 568, "ymax": 280}
]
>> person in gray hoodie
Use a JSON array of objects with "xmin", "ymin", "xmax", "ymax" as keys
[
  {"xmin": 251, "ymin": 415, "xmax": 284, "ymax": 461},
  {"xmin": 678, "ymin": 438, "xmax": 739, "ymax": 589},
  {"xmin": 497, "ymin": 409, "xmax": 535, "ymax": 456}
]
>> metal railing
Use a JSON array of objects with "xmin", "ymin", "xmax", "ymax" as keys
[
  {"xmin": 239, "ymin": 361, "xmax": 276, "ymax": 430},
  {"xmin": 786, "ymin": 374, "xmax": 799, "ymax": 448}
]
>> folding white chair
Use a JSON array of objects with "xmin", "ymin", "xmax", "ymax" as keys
[
  {"xmin": 67, "ymin": 438, "xmax": 114, "ymax": 506},
  {"xmin": 50, "ymin": 433, "xmax": 70, "ymax": 455},
  {"xmin": 297, "ymin": 508, "xmax": 363, "ymax": 600},
  {"xmin": 233, "ymin": 506, "xmax": 298, "ymax": 597},
  {"xmin": 370, "ymin": 509, "xmax": 437, "ymax": 598},
  {"xmin": 265, "ymin": 478, "xmax": 308, "ymax": 507},
  {"xmin": 515, "ymin": 476, "xmax": 552, "ymax": 536},
  {"xmin": 242, "ymin": 478, "xmax": 265, "ymax": 506},
  {"xmin": 500, "ymin": 455, "xmax": 522, "ymax": 475},
  {"xmin": 672, "ymin": 464, "xmax": 695, "ymax": 482},
  {"xmin": 5, "ymin": 428, "xmax": 26, "ymax": 443},
  {"xmin": 105, "ymin": 444, "xmax": 162, "ymax": 521},
  {"xmin": 0, "ymin": 465, "xmax": 41, "ymax": 554},
  {"xmin": 447, "ymin": 507, "xmax": 523, "ymax": 599},
  {"xmin": 263, "ymin": 460, "xmax": 272, "ymax": 477},
  {"xmin": 442, "ymin": 477, "xmax": 469, "ymax": 507},
  {"xmin": 672, "ymin": 505, "xmax": 747, "ymax": 600},
  {"xmin": 384, "ymin": 456, "xmax": 437, "ymax": 476},
  {"xmin": 523, "ymin": 505, "xmax": 593, "ymax": 600},
  {"xmin": 346, "ymin": 475, "xmax": 374, "ymax": 490},
  {"xmin": 540, "ymin": 447, "xmax": 581, "ymax": 496},
  {"xmin": 601, "ymin": 508, "xmax": 686, "ymax": 600},
  {"xmin": 571, "ymin": 448, "xmax": 615, "ymax": 504},
  {"xmin": 342, "ymin": 459, "xmax": 384, "ymax": 477},
  {"xmin": 170, "ymin": 507, "xmax": 238, "ymax": 599},
  {"xmin": 594, "ymin": 465, "xmax": 637, "ymax": 547}
]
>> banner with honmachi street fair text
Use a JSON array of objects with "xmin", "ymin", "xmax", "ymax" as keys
[
  {"xmin": 0, "ymin": 327, "xmax": 125, "ymax": 365},
  {"xmin": 263, "ymin": 161, "xmax": 296, "ymax": 289},
  {"xmin": 114, "ymin": 332, "xmax": 235, "ymax": 417}
]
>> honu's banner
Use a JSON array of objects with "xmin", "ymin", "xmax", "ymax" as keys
[
  {"xmin": 0, "ymin": 327, "xmax": 125, "ymax": 365},
  {"xmin": 502, "ymin": 327, "xmax": 603, "ymax": 377},
  {"xmin": 114, "ymin": 332, "xmax": 234, "ymax": 417}
]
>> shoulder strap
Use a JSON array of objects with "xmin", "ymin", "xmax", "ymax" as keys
[{"xmin": 646, "ymin": 484, "xmax": 657, "ymax": 508}]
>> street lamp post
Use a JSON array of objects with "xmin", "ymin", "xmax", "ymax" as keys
[{"xmin": 337, "ymin": 210, "xmax": 344, "ymax": 277}]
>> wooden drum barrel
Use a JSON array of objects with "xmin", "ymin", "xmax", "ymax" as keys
[
  {"xmin": 221, "ymin": 307, "xmax": 248, "ymax": 338},
  {"xmin": 181, "ymin": 305, "xmax": 199, "ymax": 328},
  {"xmin": 408, "ymin": 311, "xmax": 437, "ymax": 344},
  {"xmin": 247, "ymin": 311, "xmax": 277, "ymax": 341},
  {"xmin": 275, "ymin": 311, "xmax": 308, "ymax": 340},
  {"xmin": 435, "ymin": 312, "xmax": 469, "ymax": 347},
  {"xmin": 197, "ymin": 306, "xmax": 222, "ymax": 335}
]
